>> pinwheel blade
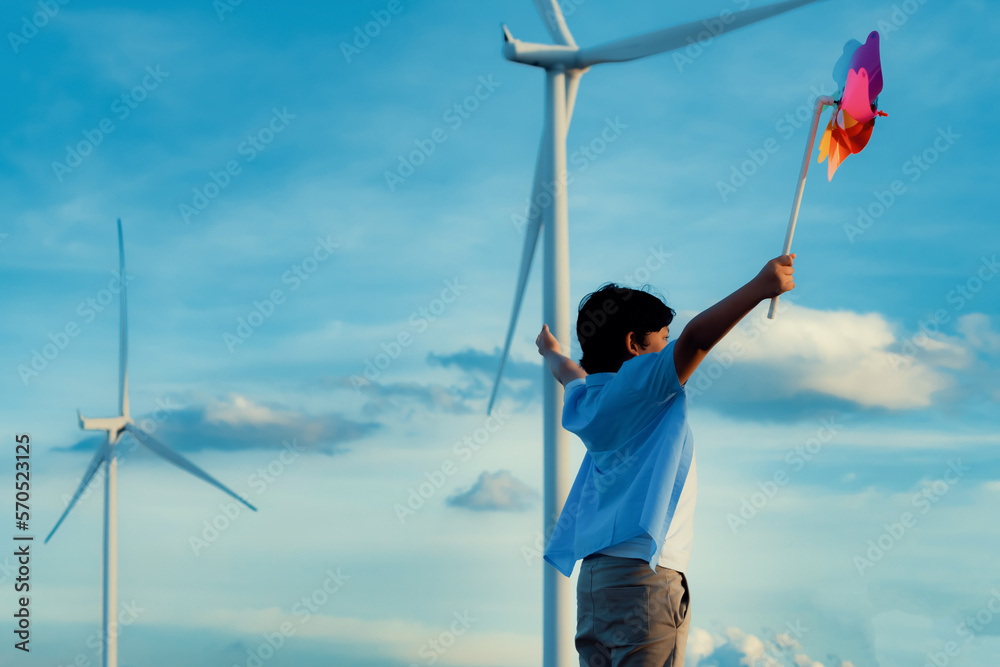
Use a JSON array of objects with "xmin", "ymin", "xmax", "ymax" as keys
[
  {"xmin": 488, "ymin": 134, "xmax": 550, "ymax": 414},
  {"xmin": 45, "ymin": 436, "xmax": 110, "ymax": 543},
  {"xmin": 576, "ymin": 0, "xmax": 822, "ymax": 67},
  {"xmin": 124, "ymin": 424, "xmax": 257, "ymax": 511},
  {"xmin": 533, "ymin": 0, "xmax": 576, "ymax": 47}
]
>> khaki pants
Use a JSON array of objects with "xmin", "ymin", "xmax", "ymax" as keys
[{"xmin": 576, "ymin": 554, "xmax": 690, "ymax": 667}]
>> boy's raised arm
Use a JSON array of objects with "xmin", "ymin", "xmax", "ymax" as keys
[
  {"xmin": 537, "ymin": 324, "xmax": 587, "ymax": 387},
  {"xmin": 673, "ymin": 253, "xmax": 796, "ymax": 386}
]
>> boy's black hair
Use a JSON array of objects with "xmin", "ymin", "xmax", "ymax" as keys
[{"xmin": 576, "ymin": 283, "xmax": 675, "ymax": 374}]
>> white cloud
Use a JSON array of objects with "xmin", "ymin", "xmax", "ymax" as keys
[
  {"xmin": 687, "ymin": 626, "xmax": 717, "ymax": 661},
  {"xmin": 690, "ymin": 625, "xmax": 840, "ymax": 667},
  {"xmin": 697, "ymin": 302, "xmax": 966, "ymax": 410},
  {"xmin": 957, "ymin": 313, "xmax": 1000, "ymax": 353},
  {"xmin": 447, "ymin": 470, "xmax": 539, "ymax": 512},
  {"xmin": 204, "ymin": 394, "xmax": 294, "ymax": 426},
  {"xmin": 793, "ymin": 653, "xmax": 824, "ymax": 667},
  {"xmin": 724, "ymin": 626, "xmax": 776, "ymax": 665}
]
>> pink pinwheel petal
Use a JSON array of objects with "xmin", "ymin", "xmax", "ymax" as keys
[{"xmin": 841, "ymin": 68, "xmax": 876, "ymax": 124}]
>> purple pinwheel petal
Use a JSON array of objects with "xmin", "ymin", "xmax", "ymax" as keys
[{"xmin": 848, "ymin": 31, "xmax": 882, "ymax": 102}]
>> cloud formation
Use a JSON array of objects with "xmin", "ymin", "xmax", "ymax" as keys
[
  {"xmin": 352, "ymin": 378, "xmax": 475, "ymax": 417},
  {"xmin": 687, "ymin": 625, "xmax": 855, "ymax": 667},
  {"xmin": 427, "ymin": 348, "xmax": 542, "ymax": 410},
  {"xmin": 446, "ymin": 470, "xmax": 539, "ymax": 512},
  {"xmin": 683, "ymin": 304, "xmax": 997, "ymax": 420},
  {"xmin": 60, "ymin": 394, "xmax": 378, "ymax": 455}
]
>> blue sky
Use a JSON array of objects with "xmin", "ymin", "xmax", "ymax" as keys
[{"xmin": 1, "ymin": 0, "xmax": 998, "ymax": 665}]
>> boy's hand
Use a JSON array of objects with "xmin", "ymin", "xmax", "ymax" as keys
[
  {"xmin": 752, "ymin": 253, "xmax": 796, "ymax": 300},
  {"xmin": 536, "ymin": 324, "xmax": 561, "ymax": 356}
]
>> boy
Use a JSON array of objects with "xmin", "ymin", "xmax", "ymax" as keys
[{"xmin": 536, "ymin": 253, "xmax": 796, "ymax": 666}]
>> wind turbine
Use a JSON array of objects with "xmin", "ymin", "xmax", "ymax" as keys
[
  {"xmin": 45, "ymin": 219, "xmax": 257, "ymax": 667},
  {"xmin": 487, "ymin": 2, "xmax": 823, "ymax": 665}
]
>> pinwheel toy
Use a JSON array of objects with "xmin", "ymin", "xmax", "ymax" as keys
[
  {"xmin": 819, "ymin": 31, "xmax": 888, "ymax": 180},
  {"xmin": 768, "ymin": 30, "xmax": 888, "ymax": 318}
]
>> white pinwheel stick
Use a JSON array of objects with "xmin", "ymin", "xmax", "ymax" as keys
[{"xmin": 768, "ymin": 95, "xmax": 837, "ymax": 320}]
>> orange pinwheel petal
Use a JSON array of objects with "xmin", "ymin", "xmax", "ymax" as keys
[
  {"xmin": 818, "ymin": 105, "xmax": 883, "ymax": 180},
  {"xmin": 818, "ymin": 121, "xmax": 833, "ymax": 163},
  {"xmin": 827, "ymin": 131, "xmax": 851, "ymax": 180}
]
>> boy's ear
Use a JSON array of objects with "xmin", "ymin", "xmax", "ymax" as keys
[{"xmin": 624, "ymin": 331, "xmax": 641, "ymax": 357}]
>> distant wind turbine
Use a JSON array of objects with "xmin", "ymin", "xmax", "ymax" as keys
[
  {"xmin": 45, "ymin": 219, "xmax": 257, "ymax": 667},
  {"xmin": 486, "ymin": 2, "xmax": 822, "ymax": 665}
]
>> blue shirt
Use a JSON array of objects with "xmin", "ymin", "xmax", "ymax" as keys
[{"xmin": 543, "ymin": 340, "xmax": 694, "ymax": 577}]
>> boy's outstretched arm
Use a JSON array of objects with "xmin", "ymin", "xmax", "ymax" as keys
[
  {"xmin": 674, "ymin": 253, "xmax": 796, "ymax": 386},
  {"xmin": 537, "ymin": 324, "xmax": 587, "ymax": 387}
]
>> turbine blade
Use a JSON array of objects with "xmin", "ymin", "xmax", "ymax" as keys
[
  {"xmin": 488, "ymin": 134, "xmax": 549, "ymax": 414},
  {"xmin": 533, "ymin": 0, "xmax": 576, "ymax": 47},
  {"xmin": 565, "ymin": 69, "xmax": 583, "ymax": 127},
  {"xmin": 124, "ymin": 424, "xmax": 257, "ymax": 511},
  {"xmin": 117, "ymin": 218, "xmax": 129, "ymax": 419},
  {"xmin": 45, "ymin": 437, "xmax": 110, "ymax": 543},
  {"xmin": 575, "ymin": 0, "xmax": 822, "ymax": 67}
]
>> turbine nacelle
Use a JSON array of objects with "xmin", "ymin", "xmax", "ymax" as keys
[
  {"xmin": 77, "ymin": 410, "xmax": 130, "ymax": 436},
  {"xmin": 502, "ymin": 24, "xmax": 579, "ymax": 69}
]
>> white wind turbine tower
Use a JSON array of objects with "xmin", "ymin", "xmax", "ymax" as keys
[
  {"xmin": 486, "ymin": 2, "xmax": 822, "ymax": 665},
  {"xmin": 45, "ymin": 219, "xmax": 257, "ymax": 667}
]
